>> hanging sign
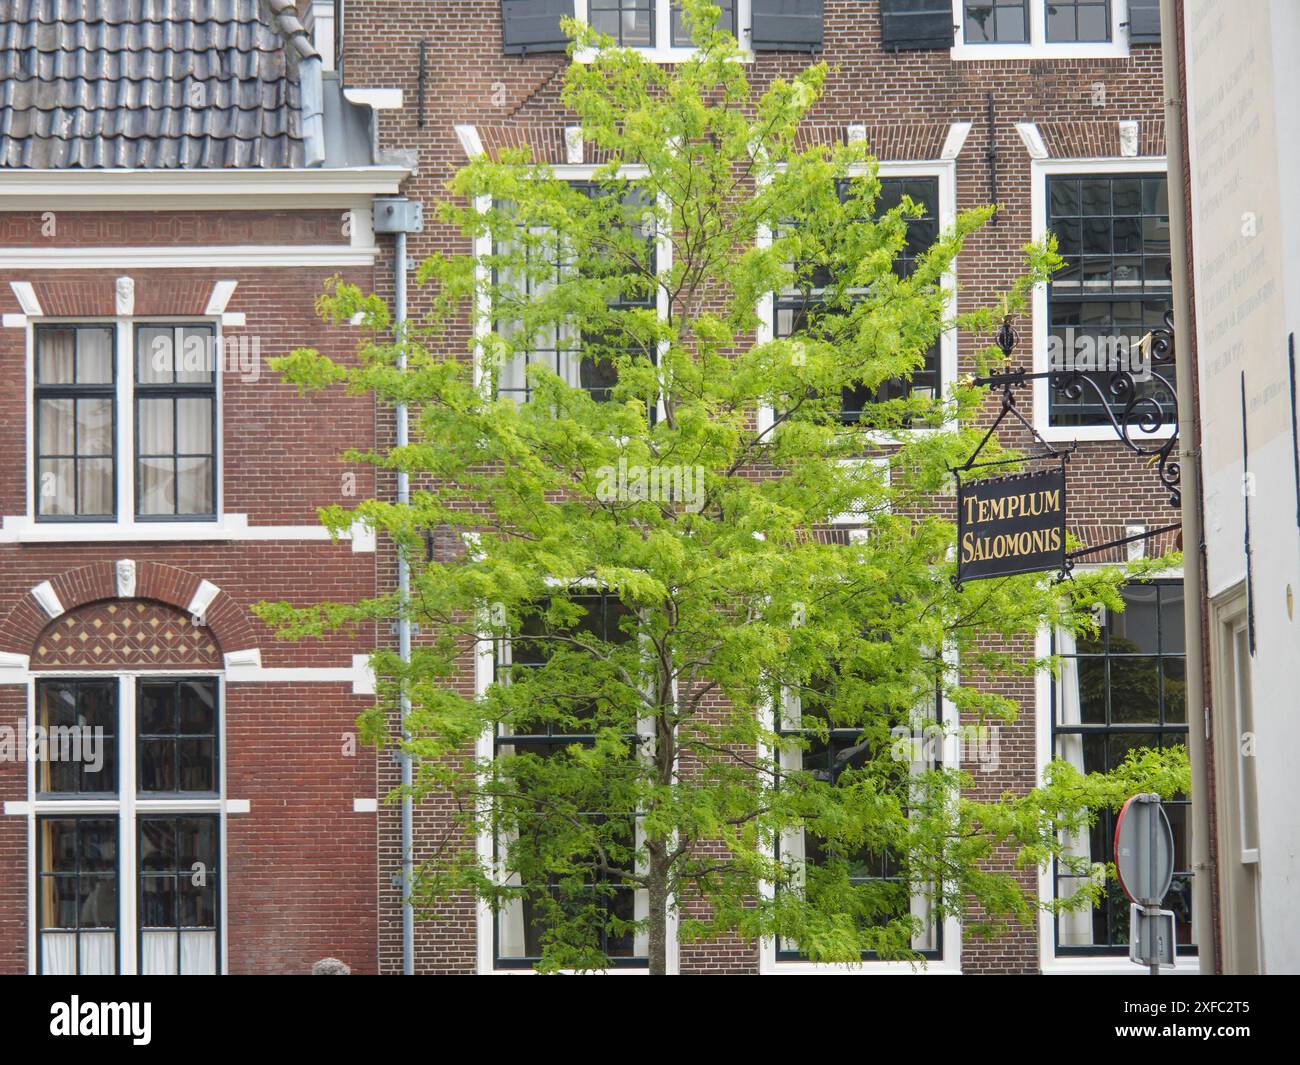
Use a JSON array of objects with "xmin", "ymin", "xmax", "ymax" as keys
[{"xmin": 956, "ymin": 466, "xmax": 1067, "ymax": 583}]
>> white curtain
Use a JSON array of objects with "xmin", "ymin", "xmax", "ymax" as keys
[
  {"xmin": 80, "ymin": 931, "xmax": 115, "ymax": 974},
  {"xmin": 1057, "ymin": 628, "xmax": 1096, "ymax": 945},
  {"xmin": 141, "ymin": 930, "xmax": 217, "ymax": 975},
  {"xmin": 40, "ymin": 932, "xmax": 76, "ymax": 975}
]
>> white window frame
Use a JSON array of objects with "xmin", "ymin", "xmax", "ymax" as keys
[
  {"xmin": 1033, "ymin": 566, "xmax": 1200, "ymax": 974},
  {"xmin": 26, "ymin": 669, "xmax": 228, "ymax": 976},
  {"xmin": 24, "ymin": 315, "xmax": 226, "ymax": 536},
  {"xmin": 574, "ymin": 0, "xmax": 753, "ymax": 63},
  {"xmin": 951, "ymin": 0, "xmax": 1131, "ymax": 61},
  {"xmin": 757, "ymin": 159, "xmax": 960, "ymax": 440},
  {"xmin": 1030, "ymin": 156, "xmax": 1174, "ymax": 443},
  {"xmin": 757, "ymin": 644, "xmax": 963, "ymax": 974},
  {"xmin": 472, "ymin": 588, "xmax": 680, "ymax": 974}
]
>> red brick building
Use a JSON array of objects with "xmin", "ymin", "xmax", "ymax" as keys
[
  {"xmin": 0, "ymin": 0, "xmax": 408, "ymax": 974},
  {"xmin": 334, "ymin": 0, "xmax": 1191, "ymax": 974}
]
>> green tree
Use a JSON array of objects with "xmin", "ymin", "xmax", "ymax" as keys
[{"xmin": 259, "ymin": 4, "xmax": 1187, "ymax": 974}]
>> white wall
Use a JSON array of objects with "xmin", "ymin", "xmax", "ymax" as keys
[{"xmin": 1184, "ymin": 0, "xmax": 1300, "ymax": 973}]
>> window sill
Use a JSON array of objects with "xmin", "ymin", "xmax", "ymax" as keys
[
  {"xmin": 1035, "ymin": 423, "xmax": 1175, "ymax": 444},
  {"xmin": 1042, "ymin": 956, "xmax": 1201, "ymax": 975},
  {"xmin": 1, "ymin": 514, "xmax": 376, "ymax": 550},
  {"xmin": 575, "ymin": 46, "xmax": 753, "ymax": 65},
  {"xmin": 950, "ymin": 42, "xmax": 1129, "ymax": 62},
  {"xmin": 762, "ymin": 959, "xmax": 960, "ymax": 975}
]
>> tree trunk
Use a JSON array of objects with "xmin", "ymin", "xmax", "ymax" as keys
[{"xmin": 646, "ymin": 842, "xmax": 670, "ymax": 975}]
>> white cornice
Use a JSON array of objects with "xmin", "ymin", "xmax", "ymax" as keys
[
  {"xmin": 0, "ymin": 245, "xmax": 378, "ymax": 268},
  {"xmin": 0, "ymin": 166, "xmax": 409, "ymax": 209}
]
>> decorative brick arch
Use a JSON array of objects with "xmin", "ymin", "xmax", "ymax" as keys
[{"xmin": 0, "ymin": 560, "xmax": 257, "ymax": 663}]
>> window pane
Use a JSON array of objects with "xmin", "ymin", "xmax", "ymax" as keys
[
  {"xmin": 38, "ymin": 816, "xmax": 118, "ymax": 974},
  {"xmin": 138, "ymin": 398, "xmax": 174, "ymax": 456},
  {"xmin": 38, "ymin": 398, "xmax": 74, "ymax": 455},
  {"xmin": 176, "ymin": 328, "xmax": 215, "ymax": 383},
  {"xmin": 137, "ymin": 457, "xmax": 174, "ymax": 516},
  {"xmin": 176, "ymin": 457, "xmax": 214, "ymax": 515},
  {"xmin": 77, "ymin": 327, "xmax": 113, "ymax": 383},
  {"xmin": 36, "ymin": 680, "xmax": 117, "ymax": 795},
  {"xmin": 37, "ymin": 329, "xmax": 75, "ymax": 383},
  {"xmin": 37, "ymin": 458, "xmax": 75, "ymax": 516},
  {"xmin": 77, "ymin": 458, "xmax": 114, "ymax": 516},
  {"xmin": 76, "ymin": 397, "xmax": 113, "ymax": 456},
  {"xmin": 177, "ymin": 397, "xmax": 213, "ymax": 454},
  {"xmin": 137, "ymin": 326, "xmax": 174, "ymax": 383}
]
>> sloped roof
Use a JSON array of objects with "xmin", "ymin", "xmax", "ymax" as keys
[{"xmin": 0, "ymin": 0, "xmax": 320, "ymax": 168}]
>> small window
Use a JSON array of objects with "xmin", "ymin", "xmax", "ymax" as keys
[
  {"xmin": 37, "ymin": 816, "xmax": 119, "ymax": 974},
  {"xmin": 137, "ymin": 678, "xmax": 219, "ymax": 795},
  {"xmin": 1044, "ymin": 0, "xmax": 1111, "ymax": 42},
  {"xmin": 590, "ymin": 0, "xmax": 656, "ymax": 45},
  {"xmin": 962, "ymin": 0, "xmax": 1029, "ymax": 43},
  {"xmin": 34, "ymin": 325, "xmax": 116, "ymax": 520},
  {"xmin": 134, "ymin": 324, "xmax": 217, "ymax": 519},
  {"xmin": 670, "ymin": 0, "xmax": 735, "ymax": 45},
  {"xmin": 35, "ymin": 679, "xmax": 118, "ymax": 796}
]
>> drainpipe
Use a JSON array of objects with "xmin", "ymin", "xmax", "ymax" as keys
[
  {"xmin": 374, "ymin": 197, "xmax": 425, "ymax": 975},
  {"xmin": 1159, "ymin": 0, "xmax": 1217, "ymax": 973}
]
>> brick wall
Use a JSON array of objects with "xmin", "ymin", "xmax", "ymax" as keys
[
  {"xmin": 343, "ymin": 0, "xmax": 1176, "ymax": 974},
  {"xmin": 0, "ymin": 207, "xmax": 381, "ymax": 974}
]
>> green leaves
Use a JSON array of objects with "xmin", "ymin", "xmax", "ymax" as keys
[{"xmin": 258, "ymin": 11, "xmax": 1187, "ymax": 973}]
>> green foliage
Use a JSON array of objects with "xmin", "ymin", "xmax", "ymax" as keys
[{"xmin": 256, "ymin": 2, "xmax": 1186, "ymax": 972}]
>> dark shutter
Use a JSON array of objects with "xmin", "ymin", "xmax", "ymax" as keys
[
  {"xmin": 880, "ymin": 0, "xmax": 956, "ymax": 52},
  {"xmin": 751, "ymin": 0, "xmax": 824, "ymax": 52},
  {"xmin": 501, "ymin": 0, "xmax": 574, "ymax": 55},
  {"xmin": 1127, "ymin": 0, "xmax": 1162, "ymax": 44}
]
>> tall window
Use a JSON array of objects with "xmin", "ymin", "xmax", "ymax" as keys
[
  {"xmin": 33, "ymin": 676, "xmax": 222, "ymax": 975},
  {"xmin": 34, "ymin": 325, "xmax": 115, "ymax": 519},
  {"xmin": 774, "ymin": 678, "xmax": 943, "ymax": 960},
  {"xmin": 773, "ymin": 175, "xmax": 942, "ymax": 425},
  {"xmin": 1046, "ymin": 172, "xmax": 1173, "ymax": 427},
  {"xmin": 135, "ymin": 324, "xmax": 217, "ymax": 518},
  {"xmin": 1051, "ymin": 581, "xmax": 1192, "ymax": 953},
  {"xmin": 493, "ymin": 182, "xmax": 657, "ymax": 409},
  {"xmin": 491, "ymin": 592, "xmax": 648, "ymax": 968}
]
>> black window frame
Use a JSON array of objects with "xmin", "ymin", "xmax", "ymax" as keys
[
  {"xmin": 33, "ymin": 323, "xmax": 118, "ymax": 523},
  {"xmin": 136, "ymin": 677, "xmax": 220, "ymax": 797},
  {"xmin": 1045, "ymin": 172, "xmax": 1174, "ymax": 428},
  {"xmin": 1050, "ymin": 579, "xmax": 1194, "ymax": 956},
  {"xmin": 773, "ymin": 678, "xmax": 946, "ymax": 962},
  {"xmin": 34, "ymin": 678, "xmax": 119, "ymax": 798},
  {"xmin": 491, "ymin": 590, "xmax": 647, "ymax": 969},
  {"xmin": 35, "ymin": 814, "xmax": 121, "ymax": 975},
  {"xmin": 136, "ymin": 813, "xmax": 222, "ymax": 976},
  {"xmin": 133, "ymin": 322, "xmax": 219, "ymax": 522},
  {"xmin": 773, "ymin": 174, "xmax": 943, "ymax": 426}
]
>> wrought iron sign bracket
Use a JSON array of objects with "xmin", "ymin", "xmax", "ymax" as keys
[{"xmin": 951, "ymin": 312, "xmax": 1183, "ymax": 583}]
